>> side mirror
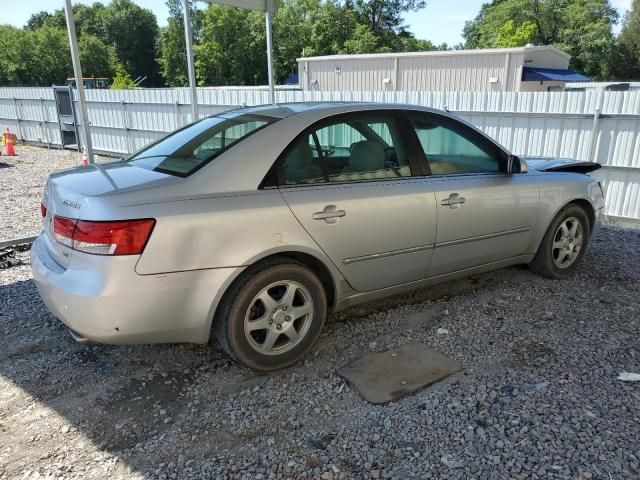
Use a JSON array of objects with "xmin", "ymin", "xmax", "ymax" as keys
[{"xmin": 507, "ymin": 154, "xmax": 522, "ymax": 174}]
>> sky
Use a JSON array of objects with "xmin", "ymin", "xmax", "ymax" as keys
[{"xmin": 10, "ymin": 0, "xmax": 634, "ymax": 46}]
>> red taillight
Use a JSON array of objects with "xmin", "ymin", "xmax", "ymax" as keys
[
  {"xmin": 41, "ymin": 201, "xmax": 47, "ymax": 218},
  {"xmin": 52, "ymin": 216, "xmax": 155, "ymax": 255},
  {"xmin": 53, "ymin": 216, "xmax": 76, "ymax": 248}
]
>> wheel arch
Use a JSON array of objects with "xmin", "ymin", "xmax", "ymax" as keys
[
  {"xmin": 204, "ymin": 248, "xmax": 347, "ymax": 342},
  {"xmin": 567, "ymin": 198, "xmax": 596, "ymax": 235},
  {"xmin": 547, "ymin": 197, "xmax": 596, "ymax": 237}
]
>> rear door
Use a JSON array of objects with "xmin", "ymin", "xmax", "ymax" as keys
[
  {"xmin": 406, "ymin": 111, "xmax": 539, "ymax": 277},
  {"xmin": 277, "ymin": 111, "xmax": 437, "ymax": 292}
]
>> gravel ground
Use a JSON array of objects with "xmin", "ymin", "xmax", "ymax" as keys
[
  {"xmin": 1, "ymin": 148, "xmax": 640, "ymax": 480},
  {"xmin": 0, "ymin": 146, "xmax": 110, "ymax": 241}
]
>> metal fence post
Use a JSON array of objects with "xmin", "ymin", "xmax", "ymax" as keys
[
  {"xmin": 39, "ymin": 97, "xmax": 51, "ymax": 148},
  {"xmin": 174, "ymin": 100, "xmax": 181, "ymax": 130},
  {"xmin": 587, "ymin": 91, "xmax": 604, "ymax": 163},
  {"xmin": 265, "ymin": 0, "xmax": 275, "ymax": 104},
  {"xmin": 120, "ymin": 100, "xmax": 131, "ymax": 154},
  {"xmin": 64, "ymin": 0, "xmax": 94, "ymax": 163},
  {"xmin": 13, "ymin": 98, "xmax": 23, "ymax": 141},
  {"xmin": 183, "ymin": 0, "xmax": 198, "ymax": 121}
]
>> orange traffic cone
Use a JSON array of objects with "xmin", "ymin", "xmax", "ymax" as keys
[
  {"xmin": 80, "ymin": 147, "xmax": 88, "ymax": 167},
  {"xmin": 3, "ymin": 128, "xmax": 15, "ymax": 156}
]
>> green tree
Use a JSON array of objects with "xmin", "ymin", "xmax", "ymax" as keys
[
  {"xmin": 195, "ymin": 5, "xmax": 267, "ymax": 85},
  {"xmin": 25, "ymin": 3, "xmax": 108, "ymax": 36},
  {"xmin": 353, "ymin": 0, "xmax": 426, "ymax": 38},
  {"xmin": 25, "ymin": 0, "xmax": 161, "ymax": 86},
  {"xmin": 0, "ymin": 25, "xmax": 117, "ymax": 86},
  {"xmin": 273, "ymin": 0, "xmax": 322, "ymax": 79},
  {"xmin": 79, "ymin": 34, "xmax": 118, "ymax": 79},
  {"xmin": 111, "ymin": 62, "xmax": 137, "ymax": 89},
  {"xmin": 0, "ymin": 26, "xmax": 71, "ymax": 85},
  {"xmin": 157, "ymin": 18, "xmax": 189, "ymax": 86},
  {"xmin": 495, "ymin": 20, "xmax": 537, "ymax": 47},
  {"xmin": 343, "ymin": 24, "xmax": 380, "ymax": 53},
  {"xmin": 393, "ymin": 33, "xmax": 437, "ymax": 52},
  {"xmin": 463, "ymin": 0, "xmax": 618, "ymax": 79},
  {"xmin": 25, "ymin": 11, "xmax": 56, "ymax": 30},
  {"xmin": 101, "ymin": 0, "xmax": 160, "ymax": 85},
  {"xmin": 609, "ymin": 0, "xmax": 640, "ymax": 79},
  {"xmin": 157, "ymin": 0, "xmax": 202, "ymax": 87}
]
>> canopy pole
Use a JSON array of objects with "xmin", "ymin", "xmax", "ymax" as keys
[
  {"xmin": 63, "ymin": 0, "xmax": 94, "ymax": 163},
  {"xmin": 265, "ymin": 0, "xmax": 275, "ymax": 104},
  {"xmin": 183, "ymin": 0, "xmax": 198, "ymax": 121}
]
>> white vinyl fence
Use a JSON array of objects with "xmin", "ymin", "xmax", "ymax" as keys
[{"xmin": 0, "ymin": 86, "xmax": 639, "ymax": 222}]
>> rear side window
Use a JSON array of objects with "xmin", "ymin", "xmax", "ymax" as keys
[
  {"xmin": 409, "ymin": 113, "xmax": 505, "ymax": 175},
  {"xmin": 127, "ymin": 113, "xmax": 277, "ymax": 177},
  {"xmin": 281, "ymin": 115, "xmax": 411, "ymax": 185}
]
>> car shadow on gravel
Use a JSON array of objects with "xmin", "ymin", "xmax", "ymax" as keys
[
  {"xmin": 0, "ymin": 276, "xmax": 243, "ymax": 477},
  {"xmin": 0, "ymin": 265, "xmax": 527, "ymax": 477}
]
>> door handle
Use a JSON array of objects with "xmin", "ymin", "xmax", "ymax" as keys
[
  {"xmin": 441, "ymin": 193, "xmax": 466, "ymax": 208},
  {"xmin": 313, "ymin": 205, "xmax": 346, "ymax": 224}
]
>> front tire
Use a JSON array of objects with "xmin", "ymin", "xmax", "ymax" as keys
[
  {"xmin": 529, "ymin": 204, "xmax": 590, "ymax": 279},
  {"xmin": 214, "ymin": 260, "xmax": 327, "ymax": 371}
]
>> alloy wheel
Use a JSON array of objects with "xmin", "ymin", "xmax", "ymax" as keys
[
  {"xmin": 551, "ymin": 216, "xmax": 584, "ymax": 269},
  {"xmin": 243, "ymin": 280, "xmax": 314, "ymax": 356}
]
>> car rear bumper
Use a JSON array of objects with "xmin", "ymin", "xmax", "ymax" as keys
[{"xmin": 30, "ymin": 233, "xmax": 243, "ymax": 344}]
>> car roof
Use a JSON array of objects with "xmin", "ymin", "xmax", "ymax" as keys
[{"xmin": 218, "ymin": 102, "xmax": 443, "ymax": 120}]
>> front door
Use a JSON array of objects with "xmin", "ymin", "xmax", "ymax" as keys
[
  {"xmin": 406, "ymin": 111, "xmax": 539, "ymax": 277},
  {"xmin": 278, "ymin": 112, "xmax": 437, "ymax": 292}
]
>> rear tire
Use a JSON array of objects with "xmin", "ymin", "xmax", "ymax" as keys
[
  {"xmin": 214, "ymin": 259, "xmax": 327, "ymax": 371},
  {"xmin": 529, "ymin": 204, "xmax": 590, "ymax": 279}
]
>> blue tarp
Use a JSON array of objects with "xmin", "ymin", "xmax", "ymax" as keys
[
  {"xmin": 284, "ymin": 73, "xmax": 299, "ymax": 85},
  {"xmin": 522, "ymin": 67, "xmax": 590, "ymax": 82}
]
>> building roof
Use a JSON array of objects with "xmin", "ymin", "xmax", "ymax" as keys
[
  {"xmin": 522, "ymin": 67, "xmax": 590, "ymax": 82},
  {"xmin": 297, "ymin": 45, "xmax": 570, "ymax": 62}
]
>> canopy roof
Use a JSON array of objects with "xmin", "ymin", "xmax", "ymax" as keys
[{"xmin": 522, "ymin": 67, "xmax": 590, "ymax": 82}]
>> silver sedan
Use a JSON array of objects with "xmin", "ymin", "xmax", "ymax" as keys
[{"xmin": 32, "ymin": 103, "xmax": 605, "ymax": 371}]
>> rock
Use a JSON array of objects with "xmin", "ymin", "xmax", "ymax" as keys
[
  {"xmin": 307, "ymin": 454, "xmax": 325, "ymax": 468},
  {"xmin": 308, "ymin": 432, "xmax": 335, "ymax": 450},
  {"xmin": 440, "ymin": 456, "xmax": 465, "ymax": 469}
]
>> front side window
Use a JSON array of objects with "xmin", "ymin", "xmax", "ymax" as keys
[
  {"xmin": 127, "ymin": 113, "xmax": 277, "ymax": 177},
  {"xmin": 282, "ymin": 115, "xmax": 410, "ymax": 185},
  {"xmin": 409, "ymin": 113, "xmax": 504, "ymax": 175}
]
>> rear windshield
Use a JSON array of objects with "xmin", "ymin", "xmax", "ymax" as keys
[{"xmin": 126, "ymin": 113, "xmax": 278, "ymax": 177}]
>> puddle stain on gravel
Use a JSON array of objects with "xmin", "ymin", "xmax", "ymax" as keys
[{"xmin": 512, "ymin": 341, "xmax": 558, "ymax": 367}]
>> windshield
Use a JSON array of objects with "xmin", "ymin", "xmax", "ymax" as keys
[{"xmin": 126, "ymin": 113, "xmax": 278, "ymax": 177}]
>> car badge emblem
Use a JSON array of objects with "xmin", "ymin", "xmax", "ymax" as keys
[{"xmin": 62, "ymin": 200, "xmax": 81, "ymax": 209}]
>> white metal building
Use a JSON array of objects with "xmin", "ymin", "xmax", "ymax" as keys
[{"xmin": 297, "ymin": 46, "xmax": 589, "ymax": 92}]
